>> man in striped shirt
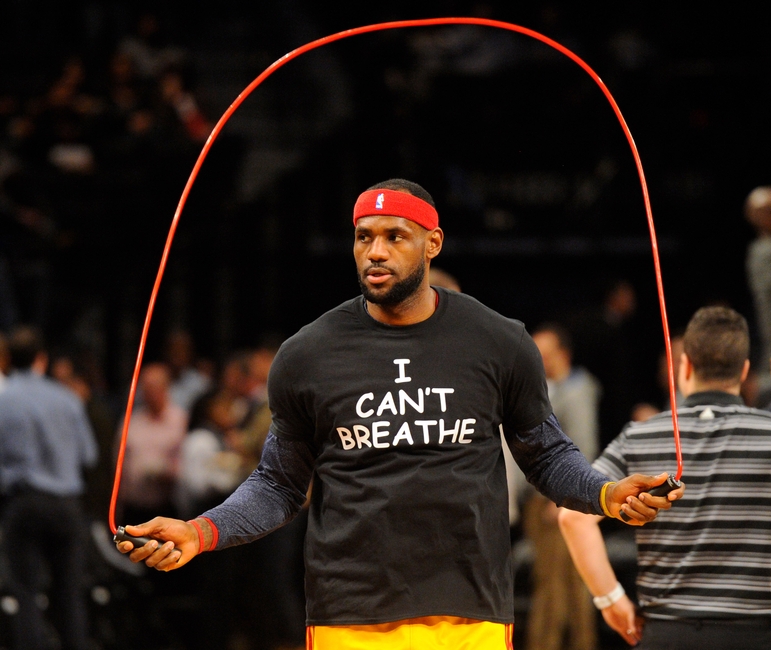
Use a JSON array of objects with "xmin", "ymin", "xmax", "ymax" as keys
[{"xmin": 559, "ymin": 305, "xmax": 771, "ymax": 650}]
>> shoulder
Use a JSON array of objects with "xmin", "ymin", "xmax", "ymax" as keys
[
  {"xmin": 29, "ymin": 375, "xmax": 84, "ymax": 411},
  {"xmin": 724, "ymin": 404, "xmax": 771, "ymax": 429},
  {"xmin": 440, "ymin": 289, "xmax": 528, "ymax": 341},
  {"xmin": 442, "ymin": 288, "xmax": 519, "ymax": 321},
  {"xmin": 274, "ymin": 297, "xmax": 361, "ymax": 360}
]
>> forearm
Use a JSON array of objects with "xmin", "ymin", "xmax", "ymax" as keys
[
  {"xmin": 506, "ymin": 413, "xmax": 609, "ymax": 515},
  {"xmin": 557, "ymin": 507, "xmax": 618, "ymax": 597},
  {"xmin": 200, "ymin": 431, "xmax": 314, "ymax": 549}
]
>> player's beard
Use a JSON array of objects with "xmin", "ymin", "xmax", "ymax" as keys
[{"xmin": 358, "ymin": 259, "xmax": 426, "ymax": 307}]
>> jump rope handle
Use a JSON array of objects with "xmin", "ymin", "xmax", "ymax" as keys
[
  {"xmin": 647, "ymin": 474, "xmax": 682, "ymax": 497},
  {"xmin": 114, "ymin": 525, "xmax": 181, "ymax": 555},
  {"xmin": 619, "ymin": 474, "xmax": 682, "ymax": 522}
]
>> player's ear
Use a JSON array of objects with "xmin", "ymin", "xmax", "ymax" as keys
[
  {"xmin": 426, "ymin": 228, "xmax": 443, "ymax": 260},
  {"xmin": 740, "ymin": 358, "xmax": 750, "ymax": 383}
]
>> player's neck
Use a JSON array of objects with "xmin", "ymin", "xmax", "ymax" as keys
[{"xmin": 366, "ymin": 285, "xmax": 438, "ymax": 326}]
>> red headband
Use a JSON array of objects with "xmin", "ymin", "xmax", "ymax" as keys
[{"xmin": 353, "ymin": 189, "xmax": 439, "ymax": 230}]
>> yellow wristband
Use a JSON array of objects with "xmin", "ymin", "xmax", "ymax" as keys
[{"xmin": 600, "ymin": 481, "xmax": 616, "ymax": 518}]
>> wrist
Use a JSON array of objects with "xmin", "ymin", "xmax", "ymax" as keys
[
  {"xmin": 187, "ymin": 517, "xmax": 216, "ymax": 553},
  {"xmin": 600, "ymin": 481, "xmax": 616, "ymax": 518},
  {"xmin": 593, "ymin": 581, "xmax": 625, "ymax": 610}
]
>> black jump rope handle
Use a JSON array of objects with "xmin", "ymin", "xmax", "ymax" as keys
[
  {"xmin": 619, "ymin": 474, "xmax": 682, "ymax": 522},
  {"xmin": 114, "ymin": 525, "xmax": 182, "ymax": 555}
]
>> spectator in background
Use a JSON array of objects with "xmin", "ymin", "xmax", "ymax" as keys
[
  {"xmin": 228, "ymin": 342, "xmax": 282, "ymax": 471},
  {"xmin": 203, "ymin": 349, "xmax": 262, "ymax": 441},
  {"xmin": 117, "ymin": 12, "xmax": 187, "ymax": 82},
  {"xmin": 174, "ymin": 387, "xmax": 250, "ymax": 650},
  {"xmin": 744, "ymin": 186, "xmax": 771, "ymax": 406},
  {"xmin": 184, "ymin": 342, "xmax": 307, "ymax": 650},
  {"xmin": 0, "ymin": 254, "xmax": 17, "ymax": 332},
  {"xmin": 524, "ymin": 322, "xmax": 601, "ymax": 650},
  {"xmin": 163, "ymin": 328, "xmax": 212, "ymax": 412},
  {"xmin": 36, "ymin": 56, "xmax": 100, "ymax": 176},
  {"xmin": 0, "ymin": 326, "xmax": 98, "ymax": 650},
  {"xmin": 158, "ymin": 67, "xmax": 212, "ymax": 143},
  {"xmin": 49, "ymin": 349, "xmax": 118, "ymax": 522},
  {"xmin": 116, "ymin": 361, "xmax": 187, "ymax": 525},
  {"xmin": 568, "ymin": 278, "xmax": 641, "ymax": 450},
  {"xmin": 176, "ymin": 389, "xmax": 248, "ymax": 519},
  {"xmin": 247, "ymin": 340, "xmax": 279, "ymax": 406}
]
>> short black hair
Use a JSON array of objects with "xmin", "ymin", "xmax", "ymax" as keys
[
  {"xmin": 683, "ymin": 306, "xmax": 749, "ymax": 381},
  {"xmin": 8, "ymin": 325, "xmax": 46, "ymax": 370},
  {"xmin": 366, "ymin": 178, "xmax": 436, "ymax": 208}
]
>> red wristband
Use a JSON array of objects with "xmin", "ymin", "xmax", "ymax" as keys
[{"xmin": 188, "ymin": 519, "xmax": 205, "ymax": 554}]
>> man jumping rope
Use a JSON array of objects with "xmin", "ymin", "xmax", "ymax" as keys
[{"xmin": 117, "ymin": 178, "xmax": 684, "ymax": 649}]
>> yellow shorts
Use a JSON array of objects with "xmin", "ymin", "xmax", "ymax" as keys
[{"xmin": 306, "ymin": 616, "xmax": 514, "ymax": 650}]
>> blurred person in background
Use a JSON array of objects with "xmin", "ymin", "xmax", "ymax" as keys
[
  {"xmin": 0, "ymin": 330, "xmax": 9, "ymax": 392},
  {"xmin": 163, "ymin": 328, "xmax": 212, "ymax": 413},
  {"xmin": 157, "ymin": 67, "xmax": 212, "ymax": 143},
  {"xmin": 228, "ymin": 341, "xmax": 283, "ymax": 471},
  {"xmin": 524, "ymin": 322, "xmax": 601, "ymax": 650},
  {"xmin": 0, "ymin": 254, "xmax": 17, "ymax": 332},
  {"xmin": 744, "ymin": 186, "xmax": 771, "ymax": 406},
  {"xmin": 175, "ymin": 387, "xmax": 251, "ymax": 650},
  {"xmin": 115, "ymin": 361, "xmax": 187, "ymax": 525},
  {"xmin": 0, "ymin": 326, "xmax": 98, "ymax": 650},
  {"xmin": 568, "ymin": 278, "xmax": 642, "ymax": 450},
  {"xmin": 117, "ymin": 11, "xmax": 188, "ymax": 83},
  {"xmin": 49, "ymin": 348, "xmax": 118, "ymax": 522},
  {"xmin": 176, "ymin": 388, "xmax": 248, "ymax": 520}
]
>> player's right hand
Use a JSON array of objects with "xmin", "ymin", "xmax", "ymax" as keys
[
  {"xmin": 116, "ymin": 516, "xmax": 199, "ymax": 571},
  {"xmin": 601, "ymin": 595, "xmax": 643, "ymax": 646}
]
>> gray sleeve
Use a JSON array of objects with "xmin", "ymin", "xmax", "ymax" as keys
[
  {"xmin": 200, "ymin": 431, "xmax": 315, "ymax": 549},
  {"xmin": 503, "ymin": 412, "xmax": 610, "ymax": 515}
]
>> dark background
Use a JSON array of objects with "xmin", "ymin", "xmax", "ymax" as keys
[{"xmin": 2, "ymin": 1, "xmax": 769, "ymax": 395}]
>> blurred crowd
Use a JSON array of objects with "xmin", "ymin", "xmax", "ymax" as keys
[
  {"xmin": 0, "ymin": 10, "xmax": 237, "ymax": 390},
  {"xmin": 0, "ymin": 323, "xmax": 305, "ymax": 650}
]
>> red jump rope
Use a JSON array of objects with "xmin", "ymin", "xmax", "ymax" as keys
[{"xmin": 111, "ymin": 17, "xmax": 683, "ymax": 545}]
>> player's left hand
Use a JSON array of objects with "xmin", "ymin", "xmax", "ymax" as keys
[{"xmin": 606, "ymin": 473, "xmax": 686, "ymax": 525}]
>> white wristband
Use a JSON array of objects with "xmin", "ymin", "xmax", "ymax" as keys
[{"xmin": 592, "ymin": 582, "xmax": 625, "ymax": 610}]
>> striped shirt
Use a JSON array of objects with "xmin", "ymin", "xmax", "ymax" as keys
[{"xmin": 593, "ymin": 391, "xmax": 771, "ymax": 620}]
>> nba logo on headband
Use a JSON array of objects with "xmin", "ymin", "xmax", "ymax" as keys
[{"xmin": 353, "ymin": 188, "xmax": 439, "ymax": 230}]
